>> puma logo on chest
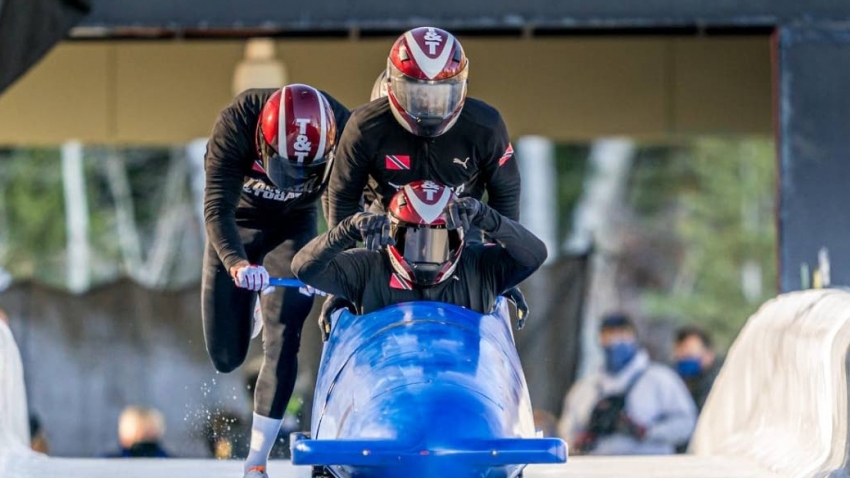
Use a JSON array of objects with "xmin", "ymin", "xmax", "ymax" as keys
[{"xmin": 453, "ymin": 157, "xmax": 471, "ymax": 169}]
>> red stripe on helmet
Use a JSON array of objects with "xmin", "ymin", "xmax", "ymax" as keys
[
  {"xmin": 387, "ymin": 246, "xmax": 416, "ymax": 283},
  {"xmin": 389, "ymin": 272, "xmax": 413, "ymax": 290},
  {"xmin": 260, "ymin": 90, "xmax": 282, "ymax": 155}
]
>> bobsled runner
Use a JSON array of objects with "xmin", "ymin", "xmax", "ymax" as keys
[{"xmin": 289, "ymin": 296, "xmax": 568, "ymax": 478}]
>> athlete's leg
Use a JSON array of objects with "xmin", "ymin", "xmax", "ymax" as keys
[
  {"xmin": 201, "ymin": 228, "xmax": 264, "ymax": 373},
  {"xmin": 244, "ymin": 208, "xmax": 317, "ymax": 473}
]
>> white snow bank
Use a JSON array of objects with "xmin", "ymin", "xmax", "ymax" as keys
[
  {"xmin": 691, "ymin": 289, "xmax": 850, "ymax": 477},
  {"xmin": 0, "ymin": 319, "xmax": 30, "ymax": 451}
]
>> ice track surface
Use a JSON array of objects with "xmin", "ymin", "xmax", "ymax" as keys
[{"xmin": 1, "ymin": 453, "xmax": 784, "ymax": 478}]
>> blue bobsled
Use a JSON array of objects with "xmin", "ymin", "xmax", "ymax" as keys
[{"xmin": 290, "ymin": 298, "xmax": 568, "ymax": 478}]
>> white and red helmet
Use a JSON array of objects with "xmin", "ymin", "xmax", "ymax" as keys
[
  {"xmin": 386, "ymin": 27, "xmax": 469, "ymax": 137},
  {"xmin": 256, "ymin": 84, "xmax": 337, "ymax": 194},
  {"xmin": 387, "ymin": 180, "xmax": 465, "ymax": 286}
]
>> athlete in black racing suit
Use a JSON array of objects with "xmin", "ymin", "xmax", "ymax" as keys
[
  {"xmin": 202, "ymin": 85, "xmax": 349, "ymax": 478},
  {"xmin": 294, "ymin": 181, "xmax": 547, "ymax": 315},
  {"xmin": 322, "ymin": 26, "xmax": 529, "ymax": 333}
]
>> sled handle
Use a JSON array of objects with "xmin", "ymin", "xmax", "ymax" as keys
[{"xmin": 269, "ymin": 277, "xmax": 308, "ymax": 288}]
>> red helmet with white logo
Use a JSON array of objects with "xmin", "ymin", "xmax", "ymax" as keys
[
  {"xmin": 386, "ymin": 27, "xmax": 469, "ymax": 137},
  {"xmin": 256, "ymin": 84, "xmax": 337, "ymax": 194},
  {"xmin": 387, "ymin": 181, "xmax": 465, "ymax": 286}
]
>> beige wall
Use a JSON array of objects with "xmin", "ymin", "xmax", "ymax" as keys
[{"xmin": 0, "ymin": 37, "xmax": 772, "ymax": 145}]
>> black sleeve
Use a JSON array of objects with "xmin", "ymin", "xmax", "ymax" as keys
[
  {"xmin": 291, "ymin": 217, "xmax": 372, "ymax": 305},
  {"xmin": 475, "ymin": 203, "xmax": 547, "ymax": 292},
  {"xmin": 321, "ymin": 190, "xmax": 331, "ymax": 228},
  {"xmin": 319, "ymin": 91, "xmax": 351, "ymax": 225},
  {"xmin": 327, "ymin": 112, "xmax": 372, "ymax": 229},
  {"xmin": 321, "ymin": 91, "xmax": 352, "ymax": 135},
  {"xmin": 480, "ymin": 114, "xmax": 521, "ymax": 221},
  {"xmin": 203, "ymin": 99, "xmax": 256, "ymax": 272}
]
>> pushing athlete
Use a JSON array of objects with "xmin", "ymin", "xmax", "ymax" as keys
[
  {"xmin": 322, "ymin": 26, "xmax": 530, "ymax": 335},
  {"xmin": 202, "ymin": 84, "xmax": 349, "ymax": 478}
]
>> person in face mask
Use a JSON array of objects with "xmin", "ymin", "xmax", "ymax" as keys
[
  {"xmin": 673, "ymin": 325, "xmax": 722, "ymax": 413},
  {"xmin": 556, "ymin": 313, "xmax": 697, "ymax": 455}
]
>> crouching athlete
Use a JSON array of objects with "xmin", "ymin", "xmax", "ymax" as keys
[{"xmin": 292, "ymin": 180, "xmax": 546, "ymax": 317}]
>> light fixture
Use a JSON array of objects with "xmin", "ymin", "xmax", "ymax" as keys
[{"xmin": 232, "ymin": 38, "xmax": 288, "ymax": 97}]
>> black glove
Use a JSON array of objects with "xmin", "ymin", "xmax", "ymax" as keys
[
  {"xmin": 501, "ymin": 286, "xmax": 529, "ymax": 330},
  {"xmin": 318, "ymin": 295, "xmax": 356, "ymax": 342},
  {"xmin": 347, "ymin": 212, "xmax": 394, "ymax": 251},
  {"xmin": 444, "ymin": 197, "xmax": 482, "ymax": 231}
]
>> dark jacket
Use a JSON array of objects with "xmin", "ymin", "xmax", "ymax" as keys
[
  {"xmin": 203, "ymin": 88, "xmax": 350, "ymax": 271},
  {"xmin": 292, "ymin": 204, "xmax": 546, "ymax": 315},
  {"xmin": 686, "ymin": 358, "xmax": 723, "ymax": 412},
  {"xmin": 103, "ymin": 441, "xmax": 170, "ymax": 458},
  {"xmin": 326, "ymin": 97, "xmax": 521, "ymax": 229}
]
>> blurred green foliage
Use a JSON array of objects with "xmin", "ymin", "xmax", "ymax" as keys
[
  {"xmin": 0, "ymin": 146, "xmax": 181, "ymax": 288},
  {"xmin": 0, "ymin": 148, "xmax": 67, "ymax": 286},
  {"xmin": 631, "ymin": 138, "xmax": 777, "ymax": 349}
]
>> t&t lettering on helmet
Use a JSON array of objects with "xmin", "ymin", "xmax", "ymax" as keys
[
  {"xmin": 421, "ymin": 180, "xmax": 441, "ymax": 200},
  {"xmin": 292, "ymin": 118, "xmax": 313, "ymax": 163},
  {"xmin": 255, "ymin": 85, "xmax": 336, "ymax": 196},
  {"xmin": 423, "ymin": 27, "xmax": 443, "ymax": 55},
  {"xmin": 294, "ymin": 118, "xmax": 311, "ymax": 134}
]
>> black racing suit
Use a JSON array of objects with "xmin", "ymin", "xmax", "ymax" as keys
[
  {"xmin": 291, "ymin": 203, "xmax": 547, "ymax": 315},
  {"xmin": 202, "ymin": 88, "xmax": 350, "ymax": 419},
  {"xmin": 326, "ymin": 97, "xmax": 521, "ymax": 228}
]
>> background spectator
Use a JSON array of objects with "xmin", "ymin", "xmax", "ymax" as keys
[
  {"xmin": 557, "ymin": 313, "xmax": 696, "ymax": 455},
  {"xmin": 103, "ymin": 406, "xmax": 171, "ymax": 458},
  {"xmin": 673, "ymin": 325, "xmax": 722, "ymax": 412},
  {"xmin": 29, "ymin": 413, "xmax": 49, "ymax": 454},
  {"xmin": 202, "ymin": 410, "xmax": 249, "ymax": 459}
]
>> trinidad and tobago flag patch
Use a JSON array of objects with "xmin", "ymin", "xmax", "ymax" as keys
[
  {"xmin": 385, "ymin": 155, "xmax": 411, "ymax": 170},
  {"xmin": 498, "ymin": 143, "xmax": 514, "ymax": 167}
]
